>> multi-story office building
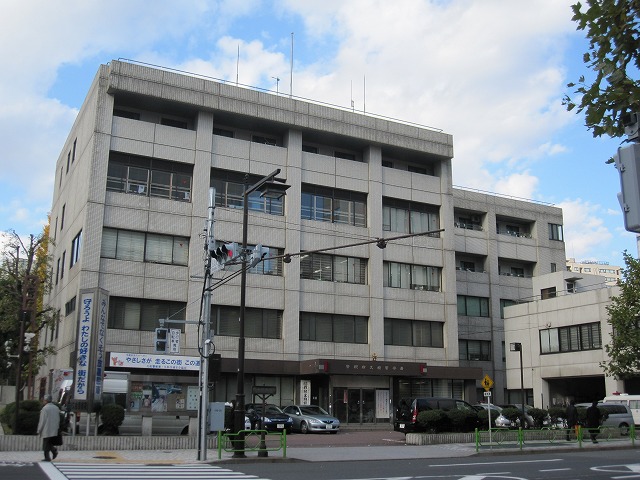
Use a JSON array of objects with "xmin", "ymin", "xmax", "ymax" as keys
[
  {"xmin": 566, "ymin": 258, "xmax": 622, "ymax": 285},
  {"xmin": 41, "ymin": 60, "xmax": 565, "ymax": 428}
]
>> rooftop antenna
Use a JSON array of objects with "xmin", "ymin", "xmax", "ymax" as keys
[
  {"xmin": 290, "ymin": 32, "xmax": 294, "ymax": 98},
  {"xmin": 236, "ymin": 44, "xmax": 240, "ymax": 86},
  {"xmin": 272, "ymin": 76, "xmax": 280, "ymax": 94},
  {"xmin": 351, "ymin": 80, "xmax": 354, "ymax": 111}
]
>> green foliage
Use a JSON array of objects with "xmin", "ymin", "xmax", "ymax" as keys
[
  {"xmin": 500, "ymin": 407, "xmax": 521, "ymax": 425},
  {"xmin": 563, "ymin": 1, "xmax": 640, "ymax": 139},
  {"xmin": 416, "ymin": 409, "xmax": 450, "ymax": 433},
  {"xmin": 100, "ymin": 404, "xmax": 125, "ymax": 435},
  {"xmin": 527, "ymin": 407, "xmax": 548, "ymax": 428},
  {"xmin": 446, "ymin": 409, "xmax": 479, "ymax": 432},
  {"xmin": 603, "ymin": 251, "xmax": 640, "ymax": 378},
  {"xmin": 0, "ymin": 400, "xmax": 42, "ymax": 434},
  {"xmin": 548, "ymin": 406, "xmax": 567, "ymax": 425},
  {"xmin": 476, "ymin": 409, "xmax": 498, "ymax": 429}
]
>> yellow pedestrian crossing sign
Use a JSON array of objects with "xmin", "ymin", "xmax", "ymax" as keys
[{"xmin": 482, "ymin": 374, "xmax": 494, "ymax": 391}]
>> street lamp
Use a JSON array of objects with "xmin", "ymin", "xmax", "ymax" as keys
[
  {"xmin": 233, "ymin": 169, "xmax": 289, "ymax": 458},
  {"xmin": 510, "ymin": 342, "xmax": 525, "ymax": 428}
]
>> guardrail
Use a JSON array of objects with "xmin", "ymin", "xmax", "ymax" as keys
[
  {"xmin": 216, "ymin": 429, "xmax": 287, "ymax": 459},
  {"xmin": 474, "ymin": 425, "xmax": 636, "ymax": 452}
]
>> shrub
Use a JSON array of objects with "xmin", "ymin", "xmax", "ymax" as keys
[
  {"xmin": 0, "ymin": 401, "xmax": 42, "ymax": 435},
  {"xmin": 548, "ymin": 406, "xmax": 566, "ymax": 427},
  {"xmin": 417, "ymin": 409, "xmax": 450, "ymax": 433},
  {"xmin": 476, "ymin": 408, "xmax": 499, "ymax": 429},
  {"xmin": 100, "ymin": 404, "xmax": 125, "ymax": 435},
  {"xmin": 528, "ymin": 408, "xmax": 548, "ymax": 428},
  {"xmin": 500, "ymin": 407, "xmax": 521, "ymax": 426},
  {"xmin": 447, "ymin": 409, "xmax": 478, "ymax": 432}
]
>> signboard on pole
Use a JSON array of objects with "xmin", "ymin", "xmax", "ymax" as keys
[{"xmin": 169, "ymin": 328, "xmax": 180, "ymax": 354}]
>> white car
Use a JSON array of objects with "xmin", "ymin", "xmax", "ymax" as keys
[{"xmin": 476, "ymin": 403, "xmax": 511, "ymax": 428}]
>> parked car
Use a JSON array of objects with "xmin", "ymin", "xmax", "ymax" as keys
[
  {"xmin": 500, "ymin": 404, "xmax": 535, "ymax": 428},
  {"xmin": 282, "ymin": 405, "xmax": 340, "ymax": 434},
  {"xmin": 245, "ymin": 403, "xmax": 293, "ymax": 433},
  {"xmin": 394, "ymin": 397, "xmax": 481, "ymax": 433},
  {"xmin": 575, "ymin": 402, "xmax": 634, "ymax": 434},
  {"xmin": 475, "ymin": 403, "xmax": 511, "ymax": 428}
]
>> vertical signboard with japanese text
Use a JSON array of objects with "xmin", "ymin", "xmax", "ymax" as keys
[{"xmin": 74, "ymin": 288, "xmax": 109, "ymax": 408}]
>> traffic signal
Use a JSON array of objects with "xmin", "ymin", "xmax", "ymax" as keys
[
  {"xmin": 154, "ymin": 327, "xmax": 168, "ymax": 353},
  {"xmin": 208, "ymin": 353, "xmax": 221, "ymax": 383},
  {"xmin": 212, "ymin": 242, "xmax": 238, "ymax": 266},
  {"xmin": 615, "ymin": 144, "xmax": 640, "ymax": 233},
  {"xmin": 249, "ymin": 244, "xmax": 270, "ymax": 268}
]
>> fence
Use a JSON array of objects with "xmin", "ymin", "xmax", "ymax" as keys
[
  {"xmin": 216, "ymin": 429, "xmax": 287, "ymax": 459},
  {"xmin": 474, "ymin": 425, "xmax": 637, "ymax": 452}
]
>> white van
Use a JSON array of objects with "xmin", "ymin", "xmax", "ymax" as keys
[{"xmin": 603, "ymin": 394, "xmax": 640, "ymax": 426}]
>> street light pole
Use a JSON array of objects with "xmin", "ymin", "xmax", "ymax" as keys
[
  {"xmin": 510, "ymin": 342, "xmax": 525, "ymax": 428},
  {"xmin": 233, "ymin": 169, "xmax": 288, "ymax": 458}
]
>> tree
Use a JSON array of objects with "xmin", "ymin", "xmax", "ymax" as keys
[
  {"xmin": 563, "ymin": 1, "xmax": 640, "ymax": 139},
  {"xmin": 0, "ymin": 227, "xmax": 57, "ymax": 395},
  {"xmin": 602, "ymin": 251, "xmax": 640, "ymax": 378}
]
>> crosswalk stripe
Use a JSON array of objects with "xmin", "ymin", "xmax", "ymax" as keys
[{"xmin": 51, "ymin": 463, "xmax": 269, "ymax": 480}]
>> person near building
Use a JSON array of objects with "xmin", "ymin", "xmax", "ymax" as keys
[
  {"xmin": 565, "ymin": 400, "xmax": 578, "ymax": 440},
  {"xmin": 396, "ymin": 399, "xmax": 410, "ymax": 421},
  {"xmin": 37, "ymin": 394, "xmax": 60, "ymax": 461},
  {"xmin": 585, "ymin": 401, "xmax": 602, "ymax": 444}
]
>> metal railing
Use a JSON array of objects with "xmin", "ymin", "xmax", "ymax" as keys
[
  {"xmin": 216, "ymin": 429, "xmax": 287, "ymax": 459},
  {"xmin": 474, "ymin": 425, "xmax": 636, "ymax": 452}
]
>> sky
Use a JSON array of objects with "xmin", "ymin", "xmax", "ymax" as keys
[{"xmin": 0, "ymin": 0, "xmax": 636, "ymax": 268}]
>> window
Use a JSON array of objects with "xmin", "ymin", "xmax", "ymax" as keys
[
  {"xmin": 383, "ymin": 262, "xmax": 441, "ymax": 291},
  {"xmin": 109, "ymin": 297, "xmax": 186, "ymax": 332},
  {"xmin": 60, "ymin": 251, "xmax": 66, "ymax": 280},
  {"xmin": 300, "ymin": 252, "xmax": 366, "ymax": 284},
  {"xmin": 101, "ymin": 228, "xmax": 189, "ymax": 266},
  {"xmin": 65, "ymin": 296, "xmax": 77, "ymax": 316},
  {"xmin": 335, "ymin": 151, "xmax": 357, "ymax": 161},
  {"xmin": 460, "ymin": 261, "xmax": 475, "ymax": 272},
  {"xmin": 66, "ymin": 151, "xmax": 70, "ymax": 173},
  {"xmin": 213, "ymin": 306, "xmax": 282, "ymax": 339},
  {"xmin": 382, "ymin": 198, "xmax": 440, "ymax": 235},
  {"xmin": 384, "ymin": 318, "xmax": 444, "ymax": 347},
  {"xmin": 55, "ymin": 258, "xmax": 60, "ymax": 285},
  {"xmin": 551, "ymin": 262, "xmax": 557, "ymax": 272},
  {"xmin": 107, "ymin": 152, "xmax": 193, "ymax": 202},
  {"xmin": 113, "ymin": 109, "xmax": 141, "ymax": 120},
  {"xmin": 72, "ymin": 138, "xmax": 77, "ymax": 163},
  {"xmin": 459, "ymin": 339, "xmax": 491, "ymax": 361},
  {"xmin": 300, "ymin": 312, "xmax": 368, "ymax": 343},
  {"xmin": 540, "ymin": 322, "xmax": 601, "ymax": 354},
  {"xmin": 302, "ymin": 144, "xmax": 318, "ymax": 154},
  {"xmin": 70, "ymin": 230, "xmax": 82, "ymax": 268},
  {"xmin": 301, "ymin": 185, "xmax": 366, "ymax": 227},
  {"xmin": 252, "ymin": 135, "xmax": 277, "ymax": 146},
  {"xmin": 407, "ymin": 165, "xmax": 427, "ymax": 174},
  {"xmin": 500, "ymin": 299, "xmax": 516, "ymax": 319},
  {"xmin": 60, "ymin": 204, "xmax": 65, "ymax": 231},
  {"xmin": 211, "ymin": 168, "xmax": 284, "ymax": 216},
  {"xmin": 213, "ymin": 127, "xmax": 234, "ymax": 138},
  {"xmin": 160, "ymin": 117, "xmax": 188, "ymax": 129},
  {"xmin": 549, "ymin": 223, "xmax": 564, "ymax": 241},
  {"xmin": 541, "ymin": 287, "xmax": 556, "ymax": 299},
  {"xmin": 457, "ymin": 295, "xmax": 490, "ymax": 317}
]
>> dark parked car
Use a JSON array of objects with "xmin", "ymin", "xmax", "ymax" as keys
[
  {"xmin": 245, "ymin": 403, "xmax": 293, "ymax": 432},
  {"xmin": 394, "ymin": 397, "xmax": 481, "ymax": 433},
  {"xmin": 282, "ymin": 405, "xmax": 340, "ymax": 434}
]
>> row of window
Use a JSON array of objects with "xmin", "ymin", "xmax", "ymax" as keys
[
  {"xmin": 105, "ymin": 157, "xmax": 563, "ymax": 244},
  {"xmin": 540, "ymin": 322, "xmax": 602, "ymax": 354},
  {"xmin": 55, "ymin": 229, "xmax": 82, "ymax": 285},
  {"xmin": 101, "ymin": 228, "xmax": 189, "ymax": 266}
]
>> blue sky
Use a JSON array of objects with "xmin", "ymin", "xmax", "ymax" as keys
[{"xmin": 0, "ymin": 0, "xmax": 636, "ymax": 267}]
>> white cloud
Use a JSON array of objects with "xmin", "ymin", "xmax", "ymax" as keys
[{"xmin": 559, "ymin": 199, "xmax": 614, "ymax": 261}]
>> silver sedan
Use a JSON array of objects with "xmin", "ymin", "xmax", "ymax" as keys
[{"xmin": 282, "ymin": 405, "xmax": 340, "ymax": 434}]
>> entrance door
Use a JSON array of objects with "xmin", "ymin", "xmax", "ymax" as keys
[{"xmin": 333, "ymin": 388, "xmax": 378, "ymax": 424}]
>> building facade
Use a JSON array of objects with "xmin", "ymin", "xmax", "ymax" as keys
[
  {"xmin": 503, "ymin": 271, "xmax": 637, "ymax": 408},
  {"xmin": 566, "ymin": 258, "xmax": 622, "ymax": 286},
  {"xmin": 41, "ymin": 60, "xmax": 565, "ymax": 427}
]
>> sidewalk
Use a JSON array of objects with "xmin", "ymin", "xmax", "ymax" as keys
[{"xmin": 0, "ymin": 438, "xmax": 633, "ymax": 465}]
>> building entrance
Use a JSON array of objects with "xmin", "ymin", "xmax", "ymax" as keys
[{"xmin": 332, "ymin": 387, "xmax": 379, "ymax": 424}]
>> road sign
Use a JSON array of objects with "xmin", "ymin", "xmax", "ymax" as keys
[
  {"xmin": 484, "ymin": 391, "xmax": 492, "ymax": 397},
  {"xmin": 481, "ymin": 374, "xmax": 494, "ymax": 391}
]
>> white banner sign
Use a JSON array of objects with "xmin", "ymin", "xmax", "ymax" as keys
[
  {"xmin": 169, "ymin": 328, "xmax": 180, "ymax": 354},
  {"xmin": 108, "ymin": 352, "xmax": 201, "ymax": 371},
  {"xmin": 74, "ymin": 292, "xmax": 94, "ymax": 400},
  {"xmin": 300, "ymin": 380, "xmax": 311, "ymax": 405}
]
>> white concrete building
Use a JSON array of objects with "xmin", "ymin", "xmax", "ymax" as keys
[
  {"xmin": 503, "ymin": 271, "xmax": 637, "ymax": 408},
  {"xmin": 566, "ymin": 258, "xmax": 621, "ymax": 286},
  {"xmin": 41, "ymin": 60, "xmax": 566, "ymax": 426}
]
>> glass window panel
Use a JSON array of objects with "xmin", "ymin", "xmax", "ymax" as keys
[
  {"xmin": 315, "ymin": 196, "xmax": 332, "ymax": 222},
  {"xmin": 411, "ymin": 265, "xmax": 427, "ymax": 290},
  {"xmin": 355, "ymin": 317, "xmax": 368, "ymax": 343},
  {"xmin": 569, "ymin": 326, "xmax": 580, "ymax": 351},
  {"xmin": 333, "ymin": 198, "xmax": 352, "ymax": 225},
  {"xmin": 354, "ymin": 201, "xmax": 366, "ymax": 227},
  {"xmin": 106, "ymin": 163, "xmax": 127, "ymax": 192},
  {"xmin": 540, "ymin": 329, "xmax": 551, "ymax": 354},
  {"xmin": 400, "ymin": 264, "xmax": 411, "ymax": 289},
  {"xmin": 145, "ymin": 233, "xmax": 174, "ymax": 264},
  {"xmin": 459, "ymin": 340, "xmax": 468, "ymax": 360},
  {"xmin": 127, "ymin": 166, "xmax": 149, "ymax": 194},
  {"xmin": 392, "ymin": 319, "xmax": 412, "ymax": 346},
  {"xmin": 245, "ymin": 309, "xmax": 263, "ymax": 338},
  {"xmin": 382, "ymin": 206, "xmax": 391, "ymax": 231},
  {"xmin": 101, "ymin": 228, "xmax": 117, "ymax": 258},
  {"xmin": 172, "ymin": 173, "xmax": 192, "ymax": 201},
  {"xmin": 150, "ymin": 170, "xmax": 171, "ymax": 198},
  {"xmin": 466, "ymin": 297, "xmax": 481, "ymax": 316},
  {"xmin": 301, "ymin": 192, "xmax": 313, "ymax": 220},
  {"xmin": 218, "ymin": 307, "xmax": 240, "ymax": 336},
  {"xmin": 316, "ymin": 314, "xmax": 332, "ymax": 341},
  {"xmin": 334, "ymin": 256, "xmax": 349, "ymax": 283},
  {"xmin": 263, "ymin": 310, "xmax": 281, "ymax": 339},
  {"xmin": 226, "ymin": 182, "xmax": 244, "ymax": 209},
  {"xmin": 559, "ymin": 328, "xmax": 570, "ymax": 352},
  {"xmin": 333, "ymin": 316, "xmax": 354, "ymax": 343},
  {"xmin": 172, "ymin": 237, "xmax": 189, "ymax": 265},
  {"xmin": 116, "ymin": 230, "xmax": 145, "ymax": 261},
  {"xmin": 431, "ymin": 322, "xmax": 444, "ymax": 347},
  {"xmin": 300, "ymin": 313, "xmax": 312, "ymax": 340},
  {"xmin": 413, "ymin": 321, "xmax": 431, "ymax": 347}
]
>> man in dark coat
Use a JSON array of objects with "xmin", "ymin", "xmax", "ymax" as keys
[
  {"xmin": 37, "ymin": 394, "xmax": 60, "ymax": 461},
  {"xmin": 565, "ymin": 400, "xmax": 578, "ymax": 440},
  {"xmin": 585, "ymin": 401, "xmax": 602, "ymax": 444}
]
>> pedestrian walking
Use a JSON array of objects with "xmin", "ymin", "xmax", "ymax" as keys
[
  {"xmin": 37, "ymin": 394, "xmax": 60, "ymax": 461},
  {"xmin": 565, "ymin": 400, "xmax": 578, "ymax": 440},
  {"xmin": 585, "ymin": 401, "xmax": 602, "ymax": 444}
]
